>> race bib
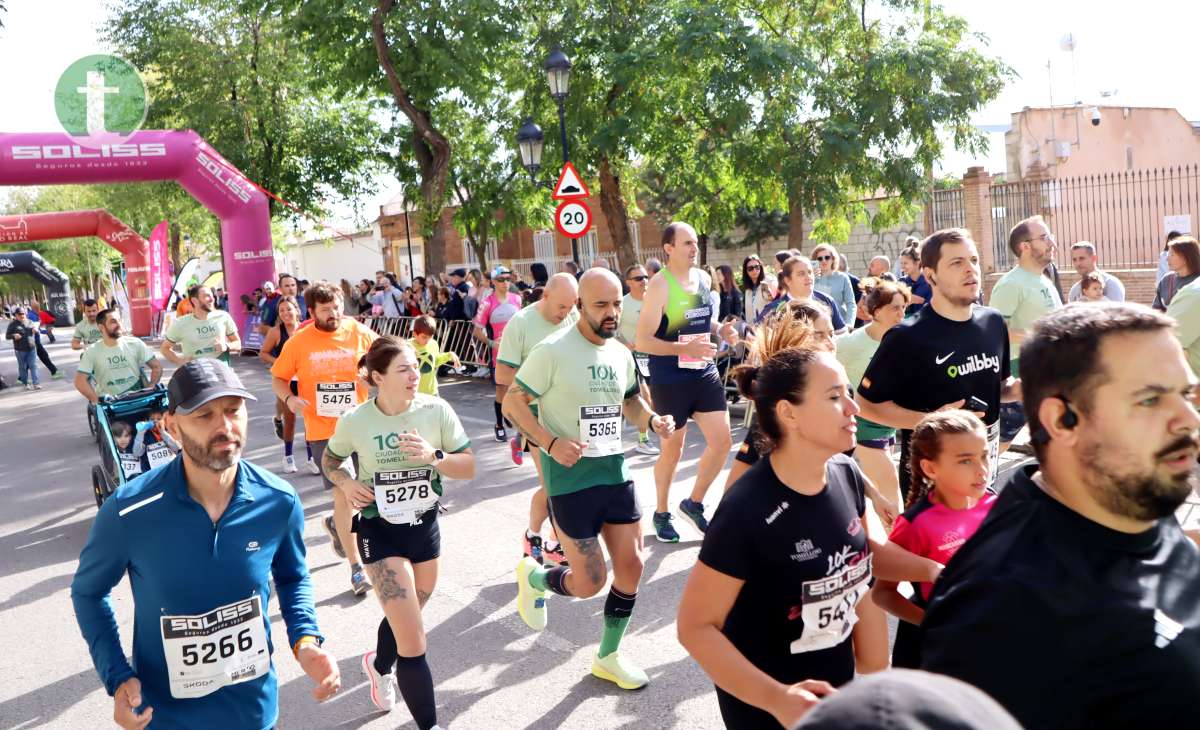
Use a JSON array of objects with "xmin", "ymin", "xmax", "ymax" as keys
[
  {"xmin": 790, "ymin": 555, "xmax": 872, "ymax": 654},
  {"xmin": 579, "ymin": 404, "xmax": 623, "ymax": 457},
  {"xmin": 316, "ymin": 382, "xmax": 357, "ymax": 417},
  {"xmin": 120, "ymin": 455, "xmax": 143, "ymax": 479},
  {"xmin": 634, "ymin": 354, "xmax": 650, "ymax": 378},
  {"xmin": 146, "ymin": 443, "xmax": 174, "ymax": 469},
  {"xmin": 160, "ymin": 595, "xmax": 270, "ymax": 699},
  {"xmin": 677, "ymin": 333, "xmax": 710, "ymax": 370},
  {"xmin": 374, "ymin": 468, "xmax": 438, "ymax": 525}
]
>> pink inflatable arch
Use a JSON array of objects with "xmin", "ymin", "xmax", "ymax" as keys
[{"xmin": 0, "ymin": 130, "xmax": 275, "ymax": 339}]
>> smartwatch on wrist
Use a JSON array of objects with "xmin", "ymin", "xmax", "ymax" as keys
[{"xmin": 431, "ymin": 448, "xmax": 445, "ymax": 466}]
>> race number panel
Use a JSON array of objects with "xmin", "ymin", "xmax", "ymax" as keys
[
  {"xmin": 315, "ymin": 381, "xmax": 356, "ymax": 418},
  {"xmin": 160, "ymin": 595, "xmax": 270, "ymax": 699},
  {"xmin": 677, "ymin": 333, "xmax": 711, "ymax": 370},
  {"xmin": 120, "ymin": 455, "xmax": 143, "ymax": 479},
  {"xmin": 790, "ymin": 554, "xmax": 872, "ymax": 654},
  {"xmin": 554, "ymin": 200, "xmax": 593, "ymax": 239},
  {"xmin": 579, "ymin": 404, "xmax": 622, "ymax": 457},
  {"xmin": 635, "ymin": 354, "xmax": 650, "ymax": 379},
  {"xmin": 374, "ymin": 468, "xmax": 438, "ymax": 525},
  {"xmin": 146, "ymin": 443, "xmax": 175, "ymax": 469}
]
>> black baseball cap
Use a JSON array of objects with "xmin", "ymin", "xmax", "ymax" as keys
[
  {"xmin": 795, "ymin": 670, "xmax": 1021, "ymax": 730},
  {"xmin": 168, "ymin": 359, "xmax": 257, "ymax": 414},
  {"xmin": 450, "ymin": 268, "xmax": 467, "ymax": 278}
]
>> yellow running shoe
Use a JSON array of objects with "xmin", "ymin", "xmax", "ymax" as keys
[
  {"xmin": 515, "ymin": 556, "xmax": 547, "ymax": 631},
  {"xmin": 591, "ymin": 651, "xmax": 648, "ymax": 690}
]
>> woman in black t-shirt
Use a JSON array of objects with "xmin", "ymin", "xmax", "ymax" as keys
[{"xmin": 677, "ymin": 315, "xmax": 943, "ymax": 730}]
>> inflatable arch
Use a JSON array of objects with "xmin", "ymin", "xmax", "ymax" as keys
[
  {"xmin": 0, "ymin": 249, "xmax": 74, "ymax": 325},
  {"xmin": 0, "ymin": 209, "xmax": 156, "ymax": 333},
  {"xmin": 0, "ymin": 130, "xmax": 275, "ymax": 338}
]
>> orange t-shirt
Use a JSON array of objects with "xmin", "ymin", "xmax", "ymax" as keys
[{"xmin": 270, "ymin": 317, "xmax": 377, "ymax": 441}]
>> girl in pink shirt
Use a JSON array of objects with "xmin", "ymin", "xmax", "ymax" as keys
[{"xmin": 872, "ymin": 409, "xmax": 997, "ymax": 667}]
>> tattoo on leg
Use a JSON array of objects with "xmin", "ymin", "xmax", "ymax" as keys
[
  {"xmin": 575, "ymin": 537, "xmax": 605, "ymax": 587},
  {"xmin": 417, "ymin": 589, "xmax": 432, "ymax": 608},
  {"xmin": 366, "ymin": 562, "xmax": 408, "ymax": 602}
]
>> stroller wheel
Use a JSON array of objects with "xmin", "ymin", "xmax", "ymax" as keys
[{"xmin": 91, "ymin": 465, "xmax": 111, "ymax": 509}]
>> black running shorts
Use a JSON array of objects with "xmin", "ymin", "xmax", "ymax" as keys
[
  {"xmin": 353, "ymin": 510, "xmax": 440, "ymax": 565},
  {"xmin": 548, "ymin": 482, "xmax": 641, "ymax": 541},
  {"xmin": 649, "ymin": 369, "xmax": 727, "ymax": 428}
]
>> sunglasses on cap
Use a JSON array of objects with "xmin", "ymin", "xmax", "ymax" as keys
[{"xmin": 627, "ymin": 275, "xmax": 649, "ymax": 282}]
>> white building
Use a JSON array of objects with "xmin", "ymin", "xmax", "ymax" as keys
[{"xmin": 279, "ymin": 226, "xmax": 386, "ymax": 286}]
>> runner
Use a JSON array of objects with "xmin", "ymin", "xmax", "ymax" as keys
[
  {"xmin": 675, "ymin": 313, "xmax": 942, "ymax": 729},
  {"xmin": 989, "ymin": 215, "xmax": 1062, "ymax": 451},
  {"xmin": 74, "ymin": 308, "xmax": 163, "ymax": 403},
  {"xmin": 871, "ymin": 410, "xmax": 995, "ymax": 668},
  {"xmin": 635, "ymin": 222, "xmax": 737, "ymax": 542},
  {"xmin": 495, "ymin": 273, "xmax": 579, "ymax": 565},
  {"xmin": 920, "ymin": 303, "xmax": 1200, "ymax": 727},
  {"xmin": 161, "ymin": 285, "xmax": 242, "ymax": 365},
  {"xmin": 259, "ymin": 295, "xmax": 314, "ymax": 474},
  {"xmin": 271, "ymin": 281, "xmax": 378, "ymax": 596},
  {"xmin": 833, "ymin": 278, "xmax": 911, "ymax": 513},
  {"xmin": 506, "ymin": 269, "xmax": 675, "ymax": 689},
  {"xmin": 617, "ymin": 263, "xmax": 660, "ymax": 456},
  {"xmin": 71, "ymin": 359, "xmax": 340, "ymax": 730},
  {"xmin": 856, "ymin": 228, "xmax": 1019, "ymax": 501},
  {"xmin": 322, "ymin": 336, "xmax": 473, "ymax": 728},
  {"xmin": 473, "ymin": 265, "xmax": 523, "ymax": 442},
  {"xmin": 71, "ymin": 298, "xmax": 103, "ymax": 350}
]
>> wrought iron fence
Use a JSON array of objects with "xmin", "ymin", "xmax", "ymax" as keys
[{"xmin": 930, "ymin": 187, "xmax": 966, "ymax": 232}]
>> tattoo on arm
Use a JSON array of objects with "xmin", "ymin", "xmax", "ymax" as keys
[
  {"xmin": 365, "ymin": 561, "xmax": 409, "ymax": 603},
  {"xmin": 417, "ymin": 589, "xmax": 432, "ymax": 608},
  {"xmin": 573, "ymin": 537, "xmax": 606, "ymax": 587},
  {"xmin": 320, "ymin": 449, "xmax": 352, "ymax": 485}
]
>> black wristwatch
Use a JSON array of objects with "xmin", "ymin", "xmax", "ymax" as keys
[{"xmin": 431, "ymin": 448, "xmax": 445, "ymax": 466}]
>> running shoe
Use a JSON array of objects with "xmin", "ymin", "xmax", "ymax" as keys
[
  {"xmin": 653, "ymin": 512, "xmax": 680, "ymax": 543},
  {"xmin": 323, "ymin": 515, "xmax": 346, "ymax": 558},
  {"xmin": 283, "ymin": 455, "xmax": 298, "ymax": 473},
  {"xmin": 32, "ymin": 384, "xmax": 43, "ymax": 390},
  {"xmin": 51, "ymin": 372, "xmax": 63, "ymax": 380},
  {"xmin": 273, "ymin": 416, "xmax": 284, "ymax": 440},
  {"xmin": 678, "ymin": 498, "xmax": 710, "ymax": 534},
  {"xmin": 351, "ymin": 566, "xmax": 372, "ymax": 596},
  {"xmin": 510, "ymin": 436, "xmax": 524, "ymax": 465},
  {"xmin": 634, "ymin": 437, "xmax": 660, "ymax": 456},
  {"xmin": 307, "ymin": 457, "xmax": 321, "ymax": 475},
  {"xmin": 24, "ymin": 384, "xmax": 33, "ymax": 391},
  {"xmin": 523, "ymin": 531, "xmax": 545, "ymax": 564},
  {"xmin": 515, "ymin": 556, "xmax": 547, "ymax": 631},
  {"xmin": 361, "ymin": 651, "xmax": 397, "ymax": 712},
  {"xmin": 591, "ymin": 651, "xmax": 649, "ymax": 690},
  {"xmin": 543, "ymin": 540, "xmax": 569, "ymax": 567},
  {"xmin": 494, "ymin": 425, "xmax": 507, "ymax": 442}
]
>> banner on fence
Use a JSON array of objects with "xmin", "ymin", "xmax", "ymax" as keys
[
  {"xmin": 1164, "ymin": 214, "xmax": 1192, "ymax": 236},
  {"xmin": 243, "ymin": 315, "xmax": 265, "ymax": 352}
]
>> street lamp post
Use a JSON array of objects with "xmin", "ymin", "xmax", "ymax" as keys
[{"xmin": 517, "ymin": 45, "xmax": 579, "ymax": 267}]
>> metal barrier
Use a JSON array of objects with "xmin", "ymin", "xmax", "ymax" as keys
[{"xmin": 365, "ymin": 316, "xmax": 492, "ymax": 368}]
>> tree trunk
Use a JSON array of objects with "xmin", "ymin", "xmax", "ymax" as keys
[
  {"xmin": 598, "ymin": 156, "xmax": 636, "ymax": 272},
  {"xmin": 373, "ymin": 0, "xmax": 451, "ymax": 276},
  {"xmin": 169, "ymin": 223, "xmax": 183, "ymax": 273},
  {"xmin": 698, "ymin": 233, "xmax": 709, "ymax": 266},
  {"xmin": 788, "ymin": 186, "xmax": 805, "ymax": 250}
]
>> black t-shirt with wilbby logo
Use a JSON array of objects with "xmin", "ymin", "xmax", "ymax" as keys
[{"xmin": 699, "ymin": 454, "xmax": 870, "ymax": 727}]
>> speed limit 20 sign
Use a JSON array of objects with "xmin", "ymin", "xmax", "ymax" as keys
[{"xmin": 555, "ymin": 200, "xmax": 592, "ymax": 239}]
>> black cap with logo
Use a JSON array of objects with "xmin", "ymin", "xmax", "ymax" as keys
[{"xmin": 168, "ymin": 359, "xmax": 257, "ymax": 414}]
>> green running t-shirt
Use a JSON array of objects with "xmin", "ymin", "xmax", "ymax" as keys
[
  {"xmin": 165, "ymin": 311, "xmax": 238, "ymax": 359},
  {"xmin": 988, "ymin": 267, "xmax": 1061, "ymax": 378},
  {"xmin": 78, "ymin": 337, "xmax": 154, "ymax": 398}
]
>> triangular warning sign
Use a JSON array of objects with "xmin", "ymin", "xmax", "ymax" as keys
[{"xmin": 552, "ymin": 162, "xmax": 590, "ymax": 201}]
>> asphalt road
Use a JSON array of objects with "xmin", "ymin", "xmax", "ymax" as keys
[{"xmin": 3, "ymin": 330, "xmax": 1195, "ymax": 730}]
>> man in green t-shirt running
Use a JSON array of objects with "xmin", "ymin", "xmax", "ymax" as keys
[
  {"xmin": 496, "ymin": 273, "xmax": 578, "ymax": 566},
  {"xmin": 504, "ymin": 269, "xmax": 675, "ymax": 691},
  {"xmin": 71, "ymin": 298, "xmax": 103, "ymax": 351},
  {"xmin": 74, "ymin": 308, "xmax": 163, "ymax": 403},
  {"xmin": 161, "ymin": 285, "xmax": 241, "ymax": 365}
]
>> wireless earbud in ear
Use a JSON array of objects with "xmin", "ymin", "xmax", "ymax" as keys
[{"xmin": 1060, "ymin": 397, "xmax": 1078, "ymax": 429}]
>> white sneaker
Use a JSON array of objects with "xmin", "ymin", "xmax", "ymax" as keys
[
  {"xmin": 361, "ymin": 651, "xmax": 397, "ymax": 712},
  {"xmin": 283, "ymin": 456, "xmax": 298, "ymax": 473},
  {"xmin": 24, "ymin": 384, "xmax": 33, "ymax": 391},
  {"xmin": 32, "ymin": 384, "xmax": 43, "ymax": 390},
  {"xmin": 634, "ymin": 438, "xmax": 660, "ymax": 456},
  {"xmin": 307, "ymin": 457, "xmax": 321, "ymax": 475}
]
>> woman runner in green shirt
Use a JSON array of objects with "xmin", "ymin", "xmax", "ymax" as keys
[{"xmin": 322, "ymin": 336, "xmax": 474, "ymax": 729}]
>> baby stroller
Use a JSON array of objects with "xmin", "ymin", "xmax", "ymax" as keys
[{"xmin": 90, "ymin": 384, "xmax": 172, "ymax": 508}]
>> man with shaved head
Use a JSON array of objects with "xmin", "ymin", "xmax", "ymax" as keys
[
  {"xmin": 505, "ymin": 268, "xmax": 675, "ymax": 690},
  {"xmin": 868, "ymin": 256, "xmax": 891, "ymax": 278},
  {"xmin": 497, "ymin": 273, "xmax": 581, "ymax": 565}
]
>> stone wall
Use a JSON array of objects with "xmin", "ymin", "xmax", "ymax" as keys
[{"xmin": 984, "ymin": 268, "xmax": 1159, "ymax": 307}]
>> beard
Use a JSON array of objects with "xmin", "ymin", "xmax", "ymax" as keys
[
  {"xmin": 315, "ymin": 314, "xmax": 339, "ymax": 332},
  {"xmin": 180, "ymin": 428, "xmax": 242, "ymax": 472},
  {"xmin": 1079, "ymin": 433, "xmax": 1197, "ymax": 521},
  {"xmin": 585, "ymin": 312, "xmax": 618, "ymax": 339}
]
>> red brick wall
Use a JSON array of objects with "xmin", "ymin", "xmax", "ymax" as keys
[{"xmin": 984, "ymin": 268, "xmax": 1158, "ymax": 306}]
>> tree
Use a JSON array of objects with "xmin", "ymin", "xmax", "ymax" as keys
[
  {"xmin": 280, "ymin": 0, "xmax": 521, "ymax": 276},
  {"xmin": 105, "ymin": 0, "xmax": 386, "ymax": 225}
]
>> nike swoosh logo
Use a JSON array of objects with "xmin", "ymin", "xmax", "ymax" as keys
[{"xmin": 935, "ymin": 352, "xmax": 955, "ymax": 365}]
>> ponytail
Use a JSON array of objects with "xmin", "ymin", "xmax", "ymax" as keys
[{"xmin": 907, "ymin": 410, "xmax": 987, "ymax": 508}]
